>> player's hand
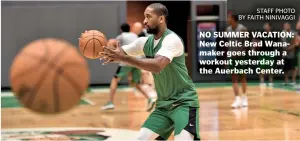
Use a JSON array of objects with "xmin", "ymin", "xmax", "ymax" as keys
[{"xmin": 99, "ymin": 41, "xmax": 125, "ymax": 65}]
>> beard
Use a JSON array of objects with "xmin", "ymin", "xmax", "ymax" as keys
[{"xmin": 146, "ymin": 26, "xmax": 159, "ymax": 34}]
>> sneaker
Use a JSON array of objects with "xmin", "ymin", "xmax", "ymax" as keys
[
  {"xmin": 231, "ymin": 96, "xmax": 242, "ymax": 108},
  {"xmin": 268, "ymin": 83, "xmax": 274, "ymax": 87},
  {"xmin": 101, "ymin": 102, "xmax": 114, "ymax": 110},
  {"xmin": 241, "ymin": 96, "xmax": 248, "ymax": 107},
  {"xmin": 147, "ymin": 98, "xmax": 156, "ymax": 112},
  {"xmin": 291, "ymin": 82, "xmax": 297, "ymax": 87},
  {"xmin": 260, "ymin": 83, "xmax": 266, "ymax": 87}
]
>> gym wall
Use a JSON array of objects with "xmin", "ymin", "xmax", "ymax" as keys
[{"xmin": 1, "ymin": 1, "xmax": 126, "ymax": 88}]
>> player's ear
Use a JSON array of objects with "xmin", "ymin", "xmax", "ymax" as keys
[{"xmin": 159, "ymin": 16, "xmax": 163, "ymax": 24}]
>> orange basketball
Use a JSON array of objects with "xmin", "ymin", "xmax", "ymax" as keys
[
  {"xmin": 9, "ymin": 38, "xmax": 90, "ymax": 114},
  {"xmin": 79, "ymin": 30, "xmax": 107, "ymax": 59}
]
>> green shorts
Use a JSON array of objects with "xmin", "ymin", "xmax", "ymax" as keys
[
  {"xmin": 114, "ymin": 66, "xmax": 141, "ymax": 83},
  {"xmin": 142, "ymin": 106, "xmax": 200, "ymax": 140}
]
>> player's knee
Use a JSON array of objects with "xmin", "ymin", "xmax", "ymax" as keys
[
  {"xmin": 136, "ymin": 128, "xmax": 158, "ymax": 141},
  {"xmin": 174, "ymin": 130, "xmax": 194, "ymax": 141}
]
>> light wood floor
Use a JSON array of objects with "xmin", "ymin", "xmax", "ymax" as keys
[{"xmin": 2, "ymin": 85, "xmax": 300, "ymax": 140}]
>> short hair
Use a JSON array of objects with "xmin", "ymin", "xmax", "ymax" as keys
[
  {"xmin": 229, "ymin": 14, "xmax": 238, "ymax": 22},
  {"xmin": 148, "ymin": 3, "xmax": 169, "ymax": 23},
  {"xmin": 120, "ymin": 23, "xmax": 130, "ymax": 32},
  {"xmin": 265, "ymin": 22, "xmax": 272, "ymax": 26}
]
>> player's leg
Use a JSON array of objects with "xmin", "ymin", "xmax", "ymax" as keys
[
  {"xmin": 231, "ymin": 74, "xmax": 241, "ymax": 108},
  {"xmin": 260, "ymin": 74, "xmax": 266, "ymax": 87},
  {"xmin": 268, "ymin": 74, "xmax": 274, "ymax": 87},
  {"xmin": 136, "ymin": 128, "xmax": 159, "ymax": 141},
  {"xmin": 137, "ymin": 108, "xmax": 174, "ymax": 140},
  {"xmin": 268, "ymin": 55, "xmax": 275, "ymax": 87},
  {"xmin": 171, "ymin": 106, "xmax": 200, "ymax": 141},
  {"xmin": 101, "ymin": 78, "xmax": 120, "ymax": 110},
  {"xmin": 259, "ymin": 55, "xmax": 266, "ymax": 87},
  {"xmin": 230, "ymin": 56, "xmax": 242, "ymax": 108},
  {"xmin": 291, "ymin": 58, "xmax": 297, "ymax": 87},
  {"xmin": 240, "ymin": 74, "xmax": 248, "ymax": 107},
  {"xmin": 101, "ymin": 66, "xmax": 125, "ymax": 110},
  {"xmin": 131, "ymin": 68, "xmax": 156, "ymax": 111},
  {"xmin": 109, "ymin": 77, "xmax": 121, "ymax": 103},
  {"xmin": 141, "ymin": 70, "xmax": 157, "ymax": 99},
  {"xmin": 283, "ymin": 58, "xmax": 291, "ymax": 86}
]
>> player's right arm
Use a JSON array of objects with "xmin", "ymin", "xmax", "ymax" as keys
[{"xmin": 121, "ymin": 37, "xmax": 148, "ymax": 56}]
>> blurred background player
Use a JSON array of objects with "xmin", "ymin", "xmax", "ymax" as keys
[
  {"xmin": 131, "ymin": 22, "xmax": 157, "ymax": 99},
  {"xmin": 258, "ymin": 22, "xmax": 278, "ymax": 87},
  {"xmin": 296, "ymin": 19, "xmax": 300, "ymax": 87},
  {"xmin": 132, "ymin": 22, "xmax": 149, "ymax": 37},
  {"xmin": 101, "ymin": 23, "xmax": 156, "ymax": 111},
  {"xmin": 226, "ymin": 14, "xmax": 248, "ymax": 108},
  {"xmin": 281, "ymin": 22, "xmax": 298, "ymax": 87}
]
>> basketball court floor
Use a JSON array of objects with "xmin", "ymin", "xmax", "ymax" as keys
[{"xmin": 1, "ymin": 82, "xmax": 300, "ymax": 140}]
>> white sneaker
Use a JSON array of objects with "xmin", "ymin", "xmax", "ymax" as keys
[
  {"xmin": 231, "ymin": 96, "xmax": 242, "ymax": 108},
  {"xmin": 101, "ymin": 102, "xmax": 114, "ymax": 110},
  {"xmin": 268, "ymin": 83, "xmax": 274, "ymax": 87},
  {"xmin": 241, "ymin": 96, "xmax": 248, "ymax": 107},
  {"xmin": 260, "ymin": 83, "xmax": 266, "ymax": 87}
]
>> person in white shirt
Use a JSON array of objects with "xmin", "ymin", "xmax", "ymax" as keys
[{"xmin": 101, "ymin": 23, "xmax": 155, "ymax": 111}]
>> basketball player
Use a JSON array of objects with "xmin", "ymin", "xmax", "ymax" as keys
[
  {"xmin": 99, "ymin": 3, "xmax": 200, "ymax": 140},
  {"xmin": 132, "ymin": 22, "xmax": 157, "ymax": 99},
  {"xmin": 101, "ymin": 23, "xmax": 156, "ymax": 111},
  {"xmin": 295, "ymin": 20, "xmax": 300, "ymax": 86},
  {"xmin": 132, "ymin": 22, "xmax": 149, "ymax": 37},
  {"xmin": 258, "ymin": 22, "xmax": 278, "ymax": 87},
  {"xmin": 288, "ymin": 21, "xmax": 300, "ymax": 87},
  {"xmin": 226, "ymin": 14, "xmax": 248, "ymax": 108},
  {"xmin": 281, "ymin": 22, "xmax": 297, "ymax": 87}
]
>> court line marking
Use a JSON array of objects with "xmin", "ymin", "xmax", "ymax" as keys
[
  {"xmin": 81, "ymin": 97, "xmax": 95, "ymax": 106},
  {"xmin": 90, "ymin": 87, "xmax": 133, "ymax": 93},
  {"xmin": 1, "ymin": 92, "xmax": 95, "ymax": 106},
  {"xmin": 1, "ymin": 88, "xmax": 133, "ymax": 96}
]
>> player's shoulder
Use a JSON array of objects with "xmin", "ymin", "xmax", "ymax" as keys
[
  {"xmin": 163, "ymin": 33, "xmax": 183, "ymax": 44},
  {"xmin": 238, "ymin": 24, "xmax": 247, "ymax": 30},
  {"xmin": 128, "ymin": 32, "xmax": 138, "ymax": 37},
  {"xmin": 226, "ymin": 26, "xmax": 232, "ymax": 31},
  {"xmin": 137, "ymin": 36, "xmax": 149, "ymax": 41},
  {"xmin": 135, "ymin": 36, "xmax": 149, "ymax": 46}
]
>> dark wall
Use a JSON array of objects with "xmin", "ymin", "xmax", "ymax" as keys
[
  {"xmin": 159, "ymin": 1, "xmax": 191, "ymax": 52},
  {"xmin": 1, "ymin": 1, "xmax": 127, "ymax": 88},
  {"xmin": 127, "ymin": 1, "xmax": 190, "ymax": 52}
]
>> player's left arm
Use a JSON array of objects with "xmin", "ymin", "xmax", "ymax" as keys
[{"xmin": 100, "ymin": 34, "xmax": 183, "ymax": 74}]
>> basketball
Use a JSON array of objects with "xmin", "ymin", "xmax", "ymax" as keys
[
  {"xmin": 79, "ymin": 30, "xmax": 107, "ymax": 59},
  {"xmin": 9, "ymin": 38, "xmax": 90, "ymax": 114}
]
